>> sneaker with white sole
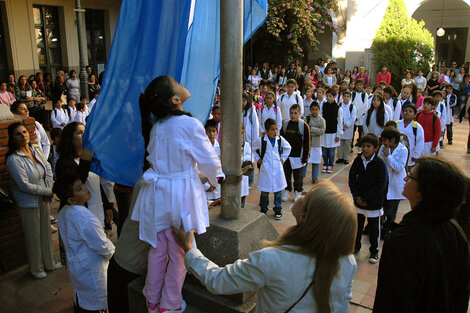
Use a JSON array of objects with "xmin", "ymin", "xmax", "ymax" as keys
[
  {"xmin": 369, "ymin": 252, "xmax": 379, "ymax": 264},
  {"xmin": 274, "ymin": 212, "xmax": 282, "ymax": 220},
  {"xmin": 50, "ymin": 225, "xmax": 58, "ymax": 233},
  {"xmin": 147, "ymin": 302, "xmax": 158, "ymax": 313},
  {"xmin": 33, "ymin": 271, "xmax": 47, "ymax": 279},
  {"xmin": 321, "ymin": 166, "xmax": 327, "ymax": 173},
  {"xmin": 327, "ymin": 166, "xmax": 333, "ymax": 174},
  {"xmin": 294, "ymin": 191, "xmax": 302, "ymax": 201},
  {"xmin": 281, "ymin": 190, "xmax": 289, "ymax": 202},
  {"xmin": 158, "ymin": 300, "xmax": 186, "ymax": 313}
]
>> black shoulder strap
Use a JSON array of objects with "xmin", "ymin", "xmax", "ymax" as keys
[
  {"xmin": 284, "ymin": 280, "xmax": 314, "ymax": 313},
  {"xmin": 278, "ymin": 138, "xmax": 282, "ymax": 156},
  {"xmin": 349, "ymin": 103, "xmax": 354, "ymax": 113},
  {"xmin": 393, "ymin": 98, "xmax": 398, "ymax": 109},
  {"xmin": 260, "ymin": 139, "xmax": 267, "ymax": 159},
  {"xmin": 361, "ymin": 92, "xmax": 365, "ymax": 102},
  {"xmin": 306, "ymin": 115, "xmax": 311, "ymax": 124}
]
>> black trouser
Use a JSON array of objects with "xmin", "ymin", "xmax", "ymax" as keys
[
  {"xmin": 383, "ymin": 199, "xmax": 400, "ymax": 232},
  {"xmin": 447, "ymin": 122, "xmax": 453, "ymax": 141},
  {"xmin": 113, "ymin": 186, "xmax": 133, "ymax": 237},
  {"xmin": 355, "ymin": 213, "xmax": 380, "ymax": 254},
  {"xmin": 74, "ymin": 295, "xmax": 107, "ymax": 313},
  {"xmin": 351, "ymin": 125, "xmax": 363, "ymax": 147},
  {"xmin": 107, "ymin": 257, "xmax": 140, "ymax": 313},
  {"xmin": 283, "ymin": 159, "xmax": 303, "ymax": 192}
]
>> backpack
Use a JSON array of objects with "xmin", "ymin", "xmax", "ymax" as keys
[
  {"xmin": 398, "ymin": 133, "xmax": 411, "ymax": 170},
  {"xmin": 256, "ymin": 137, "xmax": 282, "ymax": 166},
  {"xmin": 352, "ymin": 91, "xmax": 366, "ymax": 103}
]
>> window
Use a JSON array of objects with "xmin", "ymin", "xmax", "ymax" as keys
[
  {"xmin": 85, "ymin": 9, "xmax": 106, "ymax": 76},
  {"xmin": 33, "ymin": 5, "xmax": 62, "ymax": 75}
]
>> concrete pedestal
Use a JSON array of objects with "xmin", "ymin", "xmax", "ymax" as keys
[{"xmin": 128, "ymin": 208, "xmax": 279, "ymax": 313}]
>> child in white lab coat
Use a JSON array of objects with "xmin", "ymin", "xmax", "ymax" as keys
[
  {"xmin": 253, "ymin": 118, "xmax": 291, "ymax": 220},
  {"xmin": 130, "ymin": 76, "xmax": 223, "ymax": 313},
  {"xmin": 54, "ymin": 174, "xmax": 115, "ymax": 312},
  {"xmin": 337, "ymin": 90, "xmax": 356, "ymax": 164},
  {"xmin": 74, "ymin": 102, "xmax": 87, "ymax": 126},
  {"xmin": 51, "ymin": 98, "xmax": 70, "ymax": 129},
  {"xmin": 203, "ymin": 119, "xmax": 221, "ymax": 204}
]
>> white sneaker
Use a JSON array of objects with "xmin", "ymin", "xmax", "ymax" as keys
[
  {"xmin": 294, "ymin": 191, "xmax": 302, "ymax": 201},
  {"xmin": 281, "ymin": 190, "xmax": 289, "ymax": 202},
  {"xmin": 52, "ymin": 262, "xmax": 63, "ymax": 270},
  {"xmin": 50, "ymin": 225, "xmax": 58, "ymax": 233},
  {"xmin": 158, "ymin": 300, "xmax": 187, "ymax": 312},
  {"xmin": 321, "ymin": 166, "xmax": 327, "ymax": 173},
  {"xmin": 33, "ymin": 271, "xmax": 47, "ymax": 279}
]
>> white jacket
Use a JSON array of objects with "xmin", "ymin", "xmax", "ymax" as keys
[
  {"xmin": 378, "ymin": 142, "xmax": 407, "ymax": 200},
  {"xmin": 34, "ymin": 121, "xmax": 50, "ymax": 160},
  {"xmin": 131, "ymin": 115, "xmax": 223, "ymax": 248},
  {"xmin": 259, "ymin": 104, "xmax": 282, "ymax": 133},
  {"xmin": 58, "ymin": 205, "xmax": 115, "ymax": 311},
  {"xmin": 397, "ymin": 120, "xmax": 424, "ymax": 166},
  {"xmin": 353, "ymin": 90, "xmax": 368, "ymax": 126},
  {"xmin": 243, "ymin": 105, "xmax": 260, "ymax": 147},
  {"xmin": 185, "ymin": 246, "xmax": 357, "ymax": 313},
  {"xmin": 340, "ymin": 102, "xmax": 356, "ymax": 140},
  {"xmin": 241, "ymin": 141, "xmax": 251, "ymax": 197},
  {"xmin": 253, "ymin": 135, "xmax": 291, "ymax": 193},
  {"xmin": 279, "ymin": 92, "xmax": 304, "ymax": 120},
  {"xmin": 50, "ymin": 107, "xmax": 70, "ymax": 129}
]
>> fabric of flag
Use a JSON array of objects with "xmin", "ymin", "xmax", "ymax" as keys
[{"xmin": 84, "ymin": 0, "xmax": 267, "ymax": 187}]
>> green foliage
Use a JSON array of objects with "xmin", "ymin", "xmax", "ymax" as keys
[
  {"xmin": 262, "ymin": 0, "xmax": 339, "ymax": 58},
  {"xmin": 372, "ymin": 0, "xmax": 434, "ymax": 90}
]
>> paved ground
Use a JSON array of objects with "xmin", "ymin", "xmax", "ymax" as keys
[{"xmin": 0, "ymin": 120, "xmax": 469, "ymax": 313}]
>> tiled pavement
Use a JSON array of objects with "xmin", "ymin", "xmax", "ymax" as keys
[{"xmin": 0, "ymin": 120, "xmax": 469, "ymax": 313}]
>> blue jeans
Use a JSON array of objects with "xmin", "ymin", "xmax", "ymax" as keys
[
  {"xmin": 241, "ymin": 196, "xmax": 246, "ymax": 208},
  {"xmin": 322, "ymin": 147, "xmax": 336, "ymax": 167},
  {"xmin": 248, "ymin": 170, "xmax": 254, "ymax": 186},
  {"xmin": 311, "ymin": 164, "xmax": 320, "ymax": 180},
  {"xmin": 260, "ymin": 191, "xmax": 282, "ymax": 213}
]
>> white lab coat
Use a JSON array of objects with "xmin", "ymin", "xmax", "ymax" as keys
[
  {"xmin": 184, "ymin": 246, "xmax": 356, "ymax": 313},
  {"xmin": 436, "ymin": 101, "xmax": 447, "ymax": 131},
  {"xmin": 241, "ymin": 141, "xmax": 251, "ymax": 197},
  {"xmin": 252, "ymin": 135, "xmax": 291, "ymax": 193},
  {"xmin": 205, "ymin": 140, "xmax": 221, "ymax": 200},
  {"xmin": 131, "ymin": 115, "xmax": 223, "ymax": 248},
  {"xmin": 386, "ymin": 98, "xmax": 402, "ymax": 122},
  {"xmin": 279, "ymin": 93, "xmax": 304, "ymax": 120},
  {"xmin": 50, "ymin": 107, "xmax": 70, "ymax": 129},
  {"xmin": 378, "ymin": 142, "xmax": 407, "ymax": 200},
  {"xmin": 353, "ymin": 91, "xmax": 369, "ymax": 126},
  {"xmin": 34, "ymin": 121, "xmax": 50, "ymax": 159},
  {"xmin": 58, "ymin": 205, "xmax": 115, "ymax": 311},
  {"xmin": 397, "ymin": 120, "xmax": 424, "ymax": 167},
  {"xmin": 363, "ymin": 110, "xmax": 390, "ymax": 137},
  {"xmin": 259, "ymin": 104, "xmax": 282, "ymax": 133},
  {"xmin": 74, "ymin": 111, "xmax": 87, "ymax": 125},
  {"xmin": 340, "ymin": 102, "xmax": 356, "ymax": 140},
  {"xmin": 242, "ymin": 106, "xmax": 260, "ymax": 148}
]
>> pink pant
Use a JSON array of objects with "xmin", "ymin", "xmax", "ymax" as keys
[{"xmin": 143, "ymin": 228, "xmax": 186, "ymax": 309}]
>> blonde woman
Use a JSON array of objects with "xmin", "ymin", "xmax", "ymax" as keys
[{"xmin": 173, "ymin": 180, "xmax": 357, "ymax": 313}]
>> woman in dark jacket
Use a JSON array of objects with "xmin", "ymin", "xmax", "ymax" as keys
[{"xmin": 373, "ymin": 156, "xmax": 470, "ymax": 313}]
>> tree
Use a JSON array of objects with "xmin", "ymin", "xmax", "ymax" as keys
[
  {"xmin": 372, "ymin": 0, "xmax": 434, "ymax": 90},
  {"xmin": 249, "ymin": 0, "xmax": 339, "ymax": 61}
]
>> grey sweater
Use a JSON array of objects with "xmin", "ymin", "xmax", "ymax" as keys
[{"xmin": 307, "ymin": 114, "xmax": 326, "ymax": 148}]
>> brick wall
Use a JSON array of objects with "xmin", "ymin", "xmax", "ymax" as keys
[{"xmin": 0, "ymin": 116, "xmax": 37, "ymax": 274}]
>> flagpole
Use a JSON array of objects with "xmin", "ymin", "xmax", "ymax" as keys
[
  {"xmin": 220, "ymin": 0, "xmax": 243, "ymax": 219},
  {"xmin": 75, "ymin": 0, "xmax": 89, "ymax": 100}
]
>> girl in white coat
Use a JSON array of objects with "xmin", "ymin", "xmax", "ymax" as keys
[
  {"xmin": 259, "ymin": 91, "xmax": 282, "ymax": 134},
  {"xmin": 252, "ymin": 118, "xmax": 291, "ymax": 220},
  {"xmin": 378, "ymin": 128, "xmax": 408, "ymax": 234},
  {"xmin": 337, "ymin": 90, "xmax": 356, "ymax": 164},
  {"xmin": 131, "ymin": 76, "xmax": 223, "ymax": 313},
  {"xmin": 364, "ymin": 94, "xmax": 390, "ymax": 137},
  {"xmin": 54, "ymin": 175, "xmax": 115, "ymax": 312},
  {"xmin": 173, "ymin": 180, "xmax": 358, "ymax": 313}
]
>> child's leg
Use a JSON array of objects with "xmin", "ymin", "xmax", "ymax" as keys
[
  {"xmin": 160, "ymin": 228, "xmax": 187, "ymax": 310},
  {"xmin": 311, "ymin": 164, "xmax": 320, "ymax": 180},
  {"xmin": 241, "ymin": 196, "xmax": 246, "ymax": 208},
  {"xmin": 343, "ymin": 139, "xmax": 352, "ymax": 161},
  {"xmin": 259, "ymin": 192, "xmax": 269, "ymax": 213},
  {"xmin": 283, "ymin": 159, "xmax": 293, "ymax": 192},
  {"xmin": 292, "ymin": 167, "xmax": 303, "ymax": 192},
  {"xmin": 248, "ymin": 170, "xmax": 254, "ymax": 187},
  {"xmin": 383, "ymin": 200, "xmax": 400, "ymax": 231},
  {"xmin": 143, "ymin": 230, "xmax": 169, "ymax": 305},
  {"xmin": 301, "ymin": 164, "xmax": 307, "ymax": 178},
  {"xmin": 355, "ymin": 213, "xmax": 366, "ymax": 252},
  {"xmin": 337, "ymin": 141, "xmax": 344, "ymax": 160},
  {"xmin": 321, "ymin": 147, "xmax": 328, "ymax": 167},
  {"xmin": 273, "ymin": 191, "xmax": 282, "ymax": 213},
  {"xmin": 367, "ymin": 216, "xmax": 381, "ymax": 255},
  {"xmin": 328, "ymin": 147, "xmax": 336, "ymax": 167},
  {"xmin": 447, "ymin": 122, "xmax": 453, "ymax": 142}
]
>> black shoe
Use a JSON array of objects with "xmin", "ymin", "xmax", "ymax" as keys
[
  {"xmin": 448, "ymin": 140, "xmax": 453, "ymax": 145},
  {"xmin": 260, "ymin": 208, "xmax": 267, "ymax": 214},
  {"xmin": 343, "ymin": 160, "xmax": 349, "ymax": 165},
  {"xmin": 369, "ymin": 252, "xmax": 379, "ymax": 264},
  {"xmin": 440, "ymin": 142, "xmax": 444, "ymax": 148},
  {"xmin": 311, "ymin": 178, "xmax": 317, "ymax": 184},
  {"xmin": 335, "ymin": 159, "xmax": 344, "ymax": 164},
  {"xmin": 274, "ymin": 211, "xmax": 282, "ymax": 220}
]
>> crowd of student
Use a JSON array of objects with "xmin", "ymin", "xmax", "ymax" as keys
[{"xmin": 3, "ymin": 57, "xmax": 470, "ymax": 313}]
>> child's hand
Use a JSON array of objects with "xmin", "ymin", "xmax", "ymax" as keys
[
  {"xmin": 431, "ymin": 147, "xmax": 436, "ymax": 153},
  {"xmin": 81, "ymin": 147, "xmax": 94, "ymax": 161},
  {"xmin": 206, "ymin": 185, "xmax": 216, "ymax": 192},
  {"xmin": 171, "ymin": 226, "xmax": 195, "ymax": 252},
  {"xmin": 257, "ymin": 159, "xmax": 262, "ymax": 166},
  {"xmin": 280, "ymin": 158, "xmax": 284, "ymax": 164},
  {"xmin": 105, "ymin": 209, "xmax": 113, "ymax": 224},
  {"xmin": 335, "ymin": 137, "xmax": 340, "ymax": 142},
  {"xmin": 383, "ymin": 146, "xmax": 390, "ymax": 157},
  {"xmin": 60, "ymin": 122, "xmax": 65, "ymax": 126}
]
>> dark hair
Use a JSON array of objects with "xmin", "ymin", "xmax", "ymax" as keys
[
  {"xmin": 310, "ymin": 101, "xmax": 320, "ymax": 109},
  {"xmin": 383, "ymin": 85, "xmax": 398, "ymax": 98},
  {"xmin": 57, "ymin": 122, "xmax": 84, "ymax": 158},
  {"xmin": 242, "ymin": 92, "xmax": 252, "ymax": 116},
  {"xmin": 50, "ymin": 127, "xmax": 62, "ymax": 141},
  {"xmin": 70, "ymin": 69, "xmax": 76, "ymax": 75},
  {"xmin": 286, "ymin": 79, "xmax": 296, "ymax": 87},
  {"xmin": 403, "ymin": 104, "xmax": 417, "ymax": 114},
  {"xmin": 52, "ymin": 173, "xmax": 79, "ymax": 202},
  {"xmin": 384, "ymin": 120, "xmax": 398, "ymax": 129},
  {"xmin": 445, "ymin": 83, "xmax": 454, "ymax": 89},
  {"xmin": 325, "ymin": 88, "xmax": 337, "ymax": 97},
  {"xmin": 212, "ymin": 105, "xmax": 221, "ymax": 112},
  {"xmin": 68, "ymin": 98, "xmax": 76, "ymax": 104},
  {"xmin": 423, "ymin": 96, "xmax": 435, "ymax": 107},
  {"xmin": 359, "ymin": 133, "xmax": 379, "ymax": 148},
  {"xmin": 76, "ymin": 102, "xmax": 85, "ymax": 111},
  {"xmin": 355, "ymin": 78, "xmax": 364, "ymax": 85},
  {"xmin": 139, "ymin": 76, "xmax": 192, "ymax": 150},
  {"xmin": 6, "ymin": 122, "xmax": 26, "ymax": 157},
  {"xmin": 432, "ymin": 90, "xmax": 443, "ymax": 98},
  {"xmin": 380, "ymin": 127, "xmax": 401, "ymax": 143},
  {"xmin": 205, "ymin": 119, "xmax": 218, "ymax": 131},
  {"xmin": 366, "ymin": 94, "xmax": 386, "ymax": 127},
  {"xmin": 264, "ymin": 118, "xmax": 277, "ymax": 131},
  {"xmin": 10, "ymin": 100, "xmax": 25, "ymax": 114},
  {"xmin": 290, "ymin": 104, "xmax": 301, "ymax": 112},
  {"xmin": 342, "ymin": 89, "xmax": 351, "ymax": 96},
  {"xmin": 413, "ymin": 157, "xmax": 467, "ymax": 222}
]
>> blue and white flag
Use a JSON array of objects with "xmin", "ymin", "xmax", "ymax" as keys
[{"xmin": 84, "ymin": 0, "xmax": 267, "ymax": 187}]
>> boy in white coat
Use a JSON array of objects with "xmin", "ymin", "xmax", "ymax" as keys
[
  {"xmin": 54, "ymin": 174, "xmax": 115, "ymax": 312},
  {"xmin": 203, "ymin": 120, "xmax": 221, "ymax": 204},
  {"xmin": 378, "ymin": 128, "xmax": 408, "ymax": 235},
  {"xmin": 337, "ymin": 90, "xmax": 356, "ymax": 165},
  {"xmin": 278, "ymin": 79, "xmax": 304, "ymax": 121},
  {"xmin": 50, "ymin": 99, "xmax": 70, "ymax": 129},
  {"xmin": 73, "ymin": 102, "xmax": 87, "ymax": 126},
  {"xmin": 351, "ymin": 79, "xmax": 368, "ymax": 147},
  {"xmin": 253, "ymin": 118, "xmax": 291, "ymax": 220},
  {"xmin": 397, "ymin": 105, "xmax": 424, "ymax": 169}
]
